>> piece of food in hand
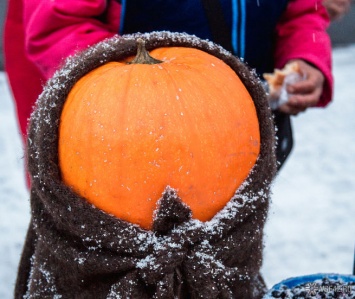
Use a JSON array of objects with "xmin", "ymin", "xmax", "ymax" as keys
[{"xmin": 263, "ymin": 62, "xmax": 303, "ymax": 109}]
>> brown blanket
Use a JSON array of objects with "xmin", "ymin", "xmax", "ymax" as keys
[{"xmin": 15, "ymin": 32, "xmax": 276, "ymax": 299}]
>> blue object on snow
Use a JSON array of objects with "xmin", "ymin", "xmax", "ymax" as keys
[{"xmin": 263, "ymin": 273, "xmax": 355, "ymax": 298}]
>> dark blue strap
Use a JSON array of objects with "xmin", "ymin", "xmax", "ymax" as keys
[{"xmin": 200, "ymin": 0, "xmax": 233, "ymax": 52}]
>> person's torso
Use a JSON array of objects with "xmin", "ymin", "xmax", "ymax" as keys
[{"xmin": 119, "ymin": 0, "xmax": 289, "ymax": 75}]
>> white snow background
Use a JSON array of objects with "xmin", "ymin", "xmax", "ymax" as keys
[{"xmin": 1, "ymin": 45, "xmax": 354, "ymax": 298}]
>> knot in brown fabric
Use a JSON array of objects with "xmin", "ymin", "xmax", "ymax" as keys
[
  {"xmin": 135, "ymin": 187, "xmax": 195, "ymax": 285},
  {"xmin": 136, "ymin": 235, "xmax": 189, "ymax": 285},
  {"xmin": 107, "ymin": 188, "xmax": 253, "ymax": 299}
]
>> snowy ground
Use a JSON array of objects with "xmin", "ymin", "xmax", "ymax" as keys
[{"xmin": 1, "ymin": 45, "xmax": 354, "ymax": 298}]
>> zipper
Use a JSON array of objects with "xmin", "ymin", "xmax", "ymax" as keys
[
  {"xmin": 231, "ymin": 0, "xmax": 246, "ymax": 59},
  {"xmin": 119, "ymin": 0, "xmax": 127, "ymax": 35}
]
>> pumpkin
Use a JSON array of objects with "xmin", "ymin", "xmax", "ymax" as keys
[{"xmin": 58, "ymin": 38, "xmax": 260, "ymax": 230}]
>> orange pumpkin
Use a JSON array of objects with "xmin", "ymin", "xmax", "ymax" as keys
[{"xmin": 58, "ymin": 39, "xmax": 260, "ymax": 230}]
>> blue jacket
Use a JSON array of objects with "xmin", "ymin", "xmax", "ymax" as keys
[{"xmin": 120, "ymin": 0, "xmax": 289, "ymax": 75}]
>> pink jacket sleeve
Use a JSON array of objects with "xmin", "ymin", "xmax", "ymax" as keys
[
  {"xmin": 24, "ymin": 0, "xmax": 121, "ymax": 79},
  {"xmin": 275, "ymin": 0, "xmax": 333, "ymax": 107}
]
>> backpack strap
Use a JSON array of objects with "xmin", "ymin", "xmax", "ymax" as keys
[{"xmin": 200, "ymin": 0, "xmax": 233, "ymax": 52}]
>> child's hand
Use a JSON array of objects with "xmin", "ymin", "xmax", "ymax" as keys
[
  {"xmin": 323, "ymin": 0, "xmax": 351, "ymax": 20},
  {"xmin": 279, "ymin": 60, "xmax": 325, "ymax": 115}
]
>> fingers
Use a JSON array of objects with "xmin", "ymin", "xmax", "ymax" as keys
[
  {"xmin": 287, "ymin": 60, "xmax": 324, "ymax": 102},
  {"xmin": 288, "ymin": 60, "xmax": 324, "ymax": 89},
  {"xmin": 278, "ymin": 103, "xmax": 306, "ymax": 115},
  {"xmin": 287, "ymin": 84, "xmax": 323, "ymax": 108},
  {"xmin": 277, "ymin": 60, "xmax": 325, "ymax": 115},
  {"xmin": 279, "ymin": 93, "xmax": 318, "ymax": 115},
  {"xmin": 287, "ymin": 79, "xmax": 315, "ymax": 95},
  {"xmin": 323, "ymin": 0, "xmax": 351, "ymax": 20},
  {"xmin": 288, "ymin": 91, "xmax": 321, "ymax": 108}
]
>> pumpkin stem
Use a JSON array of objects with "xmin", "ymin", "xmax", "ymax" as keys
[{"xmin": 128, "ymin": 38, "xmax": 163, "ymax": 65}]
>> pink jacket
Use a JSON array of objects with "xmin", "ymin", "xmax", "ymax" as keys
[
  {"xmin": 5, "ymin": 0, "xmax": 333, "ymax": 140},
  {"xmin": 23, "ymin": 0, "xmax": 121, "ymax": 78}
]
